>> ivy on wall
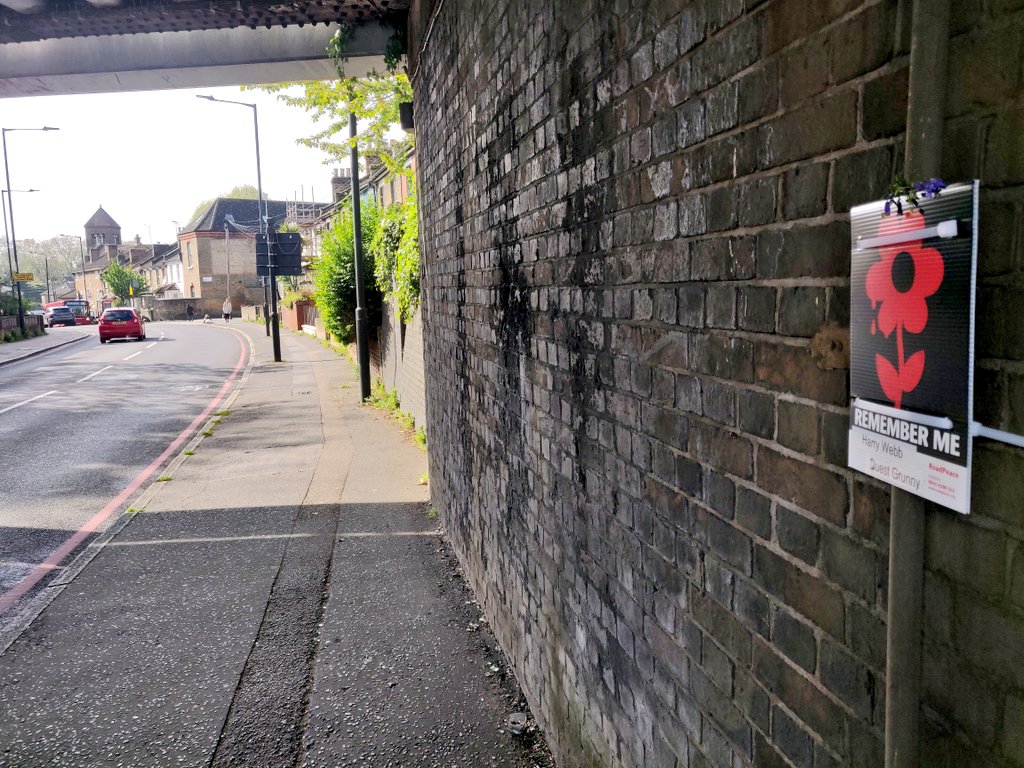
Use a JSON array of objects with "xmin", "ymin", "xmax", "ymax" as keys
[{"xmin": 370, "ymin": 184, "xmax": 420, "ymax": 324}]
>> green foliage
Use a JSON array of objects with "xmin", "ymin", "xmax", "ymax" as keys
[
  {"xmin": 414, "ymin": 426, "xmax": 427, "ymax": 451},
  {"xmin": 100, "ymin": 262, "xmax": 148, "ymax": 303},
  {"xmin": 245, "ymin": 75, "xmax": 413, "ymax": 185},
  {"xmin": 280, "ymin": 289, "xmax": 307, "ymax": 309},
  {"xmin": 0, "ymin": 293, "xmax": 20, "ymax": 316},
  {"xmin": 310, "ymin": 198, "xmax": 381, "ymax": 343},
  {"xmin": 370, "ymin": 186, "xmax": 420, "ymax": 323}
]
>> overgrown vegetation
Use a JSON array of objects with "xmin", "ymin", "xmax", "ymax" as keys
[
  {"xmin": 370, "ymin": 185, "xmax": 420, "ymax": 323},
  {"xmin": 367, "ymin": 379, "xmax": 426, "ymax": 450},
  {"xmin": 310, "ymin": 197, "xmax": 382, "ymax": 343}
]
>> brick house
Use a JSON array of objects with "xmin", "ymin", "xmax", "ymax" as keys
[{"xmin": 177, "ymin": 197, "xmax": 287, "ymax": 315}]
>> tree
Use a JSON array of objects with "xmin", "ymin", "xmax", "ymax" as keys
[
  {"xmin": 100, "ymin": 262, "xmax": 148, "ymax": 304},
  {"xmin": 246, "ymin": 74, "xmax": 413, "ymax": 181}
]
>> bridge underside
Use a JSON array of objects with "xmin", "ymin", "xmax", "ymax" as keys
[{"xmin": 0, "ymin": 0, "xmax": 405, "ymax": 96}]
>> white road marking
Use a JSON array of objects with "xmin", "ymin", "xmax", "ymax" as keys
[
  {"xmin": 146, "ymin": 341, "xmax": 158, "ymax": 349},
  {"xmin": 123, "ymin": 351, "xmax": 144, "ymax": 361},
  {"xmin": 77, "ymin": 365, "xmax": 114, "ymax": 383},
  {"xmin": 0, "ymin": 390, "xmax": 58, "ymax": 415},
  {"xmin": 108, "ymin": 533, "xmax": 316, "ymax": 547},
  {"xmin": 337, "ymin": 531, "xmax": 441, "ymax": 539}
]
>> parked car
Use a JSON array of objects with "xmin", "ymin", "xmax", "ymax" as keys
[
  {"xmin": 98, "ymin": 308, "xmax": 146, "ymax": 343},
  {"xmin": 44, "ymin": 306, "xmax": 77, "ymax": 327}
]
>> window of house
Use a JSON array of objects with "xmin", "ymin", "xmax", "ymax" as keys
[
  {"xmin": 187, "ymin": 242, "xmax": 193, "ymax": 267},
  {"xmin": 189, "ymin": 284, "xmax": 195, "ymax": 298}
]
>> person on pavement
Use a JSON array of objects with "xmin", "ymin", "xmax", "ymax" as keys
[
  {"xmin": 222, "ymin": 298, "xmax": 232, "ymax": 323},
  {"xmin": 186, "ymin": 304, "xmax": 195, "ymax": 322}
]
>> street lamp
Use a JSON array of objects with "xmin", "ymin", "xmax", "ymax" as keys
[
  {"xmin": 2, "ymin": 188, "xmax": 38, "ymax": 301},
  {"xmin": 60, "ymin": 233, "xmax": 89, "ymax": 311},
  {"xmin": 2, "ymin": 126, "xmax": 59, "ymax": 334},
  {"xmin": 196, "ymin": 94, "xmax": 281, "ymax": 362}
]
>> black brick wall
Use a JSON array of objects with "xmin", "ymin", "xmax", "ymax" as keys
[{"xmin": 411, "ymin": 2, "xmax": 1024, "ymax": 766}]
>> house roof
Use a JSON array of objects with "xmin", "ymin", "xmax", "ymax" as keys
[
  {"xmin": 84, "ymin": 206, "xmax": 121, "ymax": 230},
  {"xmin": 182, "ymin": 198, "xmax": 289, "ymax": 235}
]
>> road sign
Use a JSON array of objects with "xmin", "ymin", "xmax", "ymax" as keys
[
  {"xmin": 847, "ymin": 181, "xmax": 979, "ymax": 514},
  {"xmin": 256, "ymin": 231, "xmax": 303, "ymax": 277},
  {"xmin": 13, "ymin": 272, "xmax": 33, "ymax": 282}
]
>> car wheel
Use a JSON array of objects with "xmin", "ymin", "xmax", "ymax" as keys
[{"xmin": 100, "ymin": 338, "xmax": 107, "ymax": 344}]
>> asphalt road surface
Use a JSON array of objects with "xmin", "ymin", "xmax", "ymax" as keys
[{"xmin": 0, "ymin": 321, "xmax": 247, "ymax": 634}]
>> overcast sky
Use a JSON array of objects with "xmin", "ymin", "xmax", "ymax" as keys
[{"xmin": 2, "ymin": 85, "xmax": 342, "ymax": 246}]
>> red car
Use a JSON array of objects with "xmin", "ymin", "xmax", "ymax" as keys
[{"xmin": 98, "ymin": 308, "xmax": 147, "ymax": 343}]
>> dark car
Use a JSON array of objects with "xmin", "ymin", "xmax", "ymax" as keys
[
  {"xmin": 44, "ymin": 307, "xmax": 77, "ymax": 327},
  {"xmin": 98, "ymin": 307, "xmax": 146, "ymax": 343}
]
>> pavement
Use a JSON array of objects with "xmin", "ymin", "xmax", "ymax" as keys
[
  {"xmin": 0, "ymin": 323, "xmax": 552, "ymax": 767},
  {"xmin": 0, "ymin": 325, "xmax": 92, "ymax": 367}
]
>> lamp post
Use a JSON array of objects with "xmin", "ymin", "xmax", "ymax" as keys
[
  {"xmin": 3, "ymin": 126, "xmax": 59, "ymax": 334},
  {"xmin": 196, "ymin": 95, "xmax": 280, "ymax": 361},
  {"xmin": 2, "ymin": 188, "xmax": 37, "ymax": 301},
  {"xmin": 60, "ymin": 233, "xmax": 88, "ymax": 312}
]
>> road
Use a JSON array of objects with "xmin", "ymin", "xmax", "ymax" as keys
[{"xmin": 0, "ymin": 321, "xmax": 248, "ymax": 634}]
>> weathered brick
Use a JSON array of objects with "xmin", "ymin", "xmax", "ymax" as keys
[
  {"xmin": 832, "ymin": 146, "xmax": 895, "ymax": 212},
  {"xmin": 753, "ymin": 545, "xmax": 845, "ymax": 638},
  {"xmin": 776, "ymin": 505, "xmax": 821, "ymax": 566},
  {"xmin": 737, "ymin": 387, "xmax": 774, "ymax": 439},
  {"xmin": 736, "ymin": 486, "xmax": 771, "ymax": 540},
  {"xmin": 752, "ymin": 636, "xmax": 846, "ymax": 751},
  {"xmin": 738, "ymin": 286, "xmax": 776, "ymax": 333},
  {"xmin": 828, "ymin": 0, "xmax": 898, "ymax": 84},
  {"xmin": 738, "ymin": 177, "xmax": 777, "ymax": 227},
  {"xmin": 754, "ymin": 340, "xmax": 848, "ymax": 405},
  {"xmin": 757, "ymin": 447, "xmax": 848, "ymax": 525},
  {"xmin": 946, "ymin": 22, "xmax": 1023, "ymax": 117},
  {"xmin": 777, "ymin": 399, "xmax": 820, "ymax": 456},
  {"xmin": 737, "ymin": 60, "xmax": 778, "ymax": 124},
  {"xmin": 925, "ymin": 509, "xmax": 1006, "ymax": 598},
  {"xmin": 771, "ymin": 705, "xmax": 814, "ymax": 768},
  {"xmin": 862, "ymin": 66, "xmax": 908, "ymax": 140},
  {"xmin": 757, "ymin": 90, "xmax": 858, "ymax": 168},
  {"xmin": 782, "ymin": 162, "xmax": 829, "ymax": 221},
  {"xmin": 771, "ymin": 605, "xmax": 817, "ymax": 673},
  {"xmin": 779, "ymin": 37, "xmax": 829, "ymax": 107}
]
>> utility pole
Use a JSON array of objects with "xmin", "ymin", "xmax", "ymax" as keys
[{"xmin": 350, "ymin": 113, "xmax": 371, "ymax": 400}]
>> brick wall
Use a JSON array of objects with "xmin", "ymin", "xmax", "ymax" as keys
[
  {"xmin": 370, "ymin": 305, "xmax": 428, "ymax": 430},
  {"xmin": 413, "ymin": 2, "xmax": 1024, "ymax": 766}
]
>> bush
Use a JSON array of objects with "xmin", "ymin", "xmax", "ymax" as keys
[{"xmin": 311, "ymin": 198, "xmax": 382, "ymax": 343}]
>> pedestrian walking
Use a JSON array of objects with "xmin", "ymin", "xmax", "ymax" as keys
[
  {"xmin": 222, "ymin": 298, "xmax": 232, "ymax": 323},
  {"xmin": 186, "ymin": 304, "xmax": 195, "ymax": 322}
]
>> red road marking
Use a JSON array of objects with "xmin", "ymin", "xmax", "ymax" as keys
[{"xmin": 0, "ymin": 334, "xmax": 249, "ymax": 616}]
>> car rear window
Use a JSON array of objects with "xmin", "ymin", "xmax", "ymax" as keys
[{"xmin": 104, "ymin": 310, "xmax": 135, "ymax": 321}]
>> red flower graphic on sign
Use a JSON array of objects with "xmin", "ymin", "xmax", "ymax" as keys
[{"xmin": 866, "ymin": 211, "xmax": 944, "ymax": 409}]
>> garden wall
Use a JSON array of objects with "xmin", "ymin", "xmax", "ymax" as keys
[{"xmin": 412, "ymin": 2, "xmax": 1024, "ymax": 765}]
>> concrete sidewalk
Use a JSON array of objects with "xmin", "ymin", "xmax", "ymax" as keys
[
  {"xmin": 0, "ymin": 323, "xmax": 551, "ymax": 767},
  {"xmin": 0, "ymin": 326, "xmax": 91, "ymax": 367}
]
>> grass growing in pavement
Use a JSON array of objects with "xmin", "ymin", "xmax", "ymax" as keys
[
  {"xmin": 202, "ymin": 429, "xmax": 214, "ymax": 436},
  {"xmin": 184, "ymin": 449, "xmax": 195, "ymax": 456},
  {"xmin": 157, "ymin": 476, "xmax": 172, "ymax": 482},
  {"xmin": 367, "ymin": 381, "xmax": 429, "ymax": 452},
  {"xmin": 426, "ymin": 506, "xmax": 438, "ymax": 520},
  {"xmin": 418, "ymin": 472, "xmax": 429, "ymax": 486}
]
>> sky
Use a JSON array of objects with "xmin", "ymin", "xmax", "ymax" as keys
[{"xmin": 2, "ymin": 86, "xmax": 343, "ymax": 246}]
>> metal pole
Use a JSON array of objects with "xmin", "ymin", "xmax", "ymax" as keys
[
  {"xmin": 884, "ymin": 2, "xmax": 950, "ymax": 767},
  {"xmin": 2, "ymin": 191, "xmax": 13, "ymax": 294},
  {"xmin": 44, "ymin": 255, "xmax": 51, "ymax": 303},
  {"xmin": 350, "ymin": 113, "xmax": 371, "ymax": 400},
  {"xmin": 2, "ymin": 130, "xmax": 25, "ymax": 335},
  {"xmin": 252, "ymin": 108, "xmax": 281, "ymax": 362}
]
